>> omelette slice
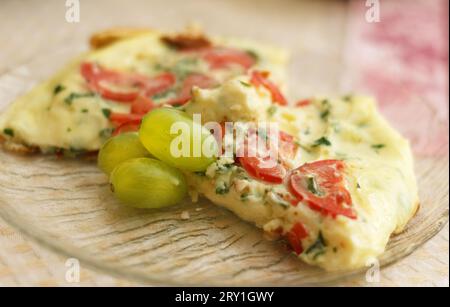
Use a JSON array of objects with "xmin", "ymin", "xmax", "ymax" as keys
[
  {"xmin": 0, "ymin": 28, "xmax": 288, "ymax": 155},
  {"xmin": 183, "ymin": 75, "xmax": 419, "ymax": 271}
]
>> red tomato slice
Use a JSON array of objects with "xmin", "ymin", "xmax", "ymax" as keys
[
  {"xmin": 80, "ymin": 62, "xmax": 175, "ymax": 103},
  {"xmin": 239, "ymin": 156, "xmax": 286, "ymax": 184},
  {"xmin": 96, "ymin": 84, "xmax": 141, "ymax": 102},
  {"xmin": 250, "ymin": 71, "xmax": 288, "ymax": 106},
  {"xmin": 296, "ymin": 99, "xmax": 312, "ymax": 107},
  {"xmin": 81, "ymin": 62, "xmax": 141, "ymax": 102},
  {"xmin": 112, "ymin": 122, "xmax": 140, "ymax": 136},
  {"xmin": 286, "ymin": 222, "xmax": 309, "ymax": 255},
  {"xmin": 109, "ymin": 112, "xmax": 143, "ymax": 126},
  {"xmin": 289, "ymin": 160, "xmax": 356, "ymax": 219},
  {"xmin": 80, "ymin": 62, "xmax": 101, "ymax": 82},
  {"xmin": 237, "ymin": 130, "xmax": 295, "ymax": 184},
  {"xmin": 203, "ymin": 48, "xmax": 255, "ymax": 70},
  {"xmin": 143, "ymin": 72, "xmax": 176, "ymax": 97},
  {"xmin": 166, "ymin": 73, "xmax": 217, "ymax": 106},
  {"xmin": 131, "ymin": 96, "xmax": 156, "ymax": 115}
]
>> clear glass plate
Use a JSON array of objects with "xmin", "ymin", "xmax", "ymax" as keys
[{"xmin": 0, "ymin": 44, "xmax": 448, "ymax": 287}]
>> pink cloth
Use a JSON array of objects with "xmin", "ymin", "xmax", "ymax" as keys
[{"xmin": 343, "ymin": 0, "xmax": 449, "ymax": 156}]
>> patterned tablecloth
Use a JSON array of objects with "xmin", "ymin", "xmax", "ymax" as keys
[{"xmin": 0, "ymin": 0, "xmax": 448, "ymax": 287}]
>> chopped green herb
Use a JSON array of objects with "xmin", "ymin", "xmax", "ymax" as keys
[
  {"xmin": 99, "ymin": 128, "xmax": 114, "ymax": 139},
  {"xmin": 246, "ymin": 50, "xmax": 259, "ymax": 61},
  {"xmin": 343, "ymin": 95, "xmax": 353, "ymax": 102},
  {"xmin": 305, "ymin": 232, "xmax": 327, "ymax": 260},
  {"xmin": 272, "ymin": 194, "xmax": 290, "ymax": 208},
  {"xmin": 321, "ymin": 99, "xmax": 330, "ymax": 106},
  {"xmin": 215, "ymin": 183, "xmax": 230, "ymax": 195},
  {"xmin": 194, "ymin": 171, "xmax": 206, "ymax": 177},
  {"xmin": 239, "ymin": 81, "xmax": 251, "ymax": 87},
  {"xmin": 240, "ymin": 193, "xmax": 250, "ymax": 202},
  {"xmin": 307, "ymin": 177, "xmax": 320, "ymax": 195},
  {"xmin": 320, "ymin": 109, "xmax": 330, "ymax": 120},
  {"xmin": 153, "ymin": 89, "xmax": 176, "ymax": 100},
  {"xmin": 153, "ymin": 63, "xmax": 164, "ymax": 71},
  {"xmin": 357, "ymin": 182, "xmax": 361, "ymax": 189},
  {"xmin": 67, "ymin": 128, "xmax": 72, "ymax": 132},
  {"xmin": 171, "ymin": 103, "xmax": 184, "ymax": 108},
  {"xmin": 81, "ymin": 109, "xmax": 89, "ymax": 113},
  {"xmin": 3, "ymin": 128, "xmax": 14, "ymax": 137},
  {"xmin": 179, "ymin": 57, "xmax": 199, "ymax": 66},
  {"xmin": 53, "ymin": 84, "xmax": 66, "ymax": 95},
  {"xmin": 102, "ymin": 108, "xmax": 111, "ymax": 119},
  {"xmin": 172, "ymin": 57, "xmax": 200, "ymax": 79},
  {"xmin": 64, "ymin": 147, "xmax": 87, "ymax": 158},
  {"xmin": 217, "ymin": 163, "xmax": 234, "ymax": 174},
  {"xmin": 313, "ymin": 137, "xmax": 331, "ymax": 147},
  {"xmin": 64, "ymin": 92, "xmax": 95, "ymax": 105},
  {"xmin": 267, "ymin": 105, "xmax": 278, "ymax": 116},
  {"xmin": 371, "ymin": 144, "xmax": 386, "ymax": 150}
]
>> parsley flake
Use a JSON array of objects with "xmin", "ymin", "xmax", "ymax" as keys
[
  {"xmin": 3, "ymin": 128, "xmax": 14, "ymax": 137},
  {"xmin": 64, "ymin": 92, "xmax": 95, "ymax": 105},
  {"xmin": 53, "ymin": 84, "xmax": 66, "ymax": 95},
  {"xmin": 102, "ymin": 109, "xmax": 111, "ymax": 119},
  {"xmin": 313, "ymin": 137, "xmax": 331, "ymax": 147},
  {"xmin": 371, "ymin": 144, "xmax": 386, "ymax": 150}
]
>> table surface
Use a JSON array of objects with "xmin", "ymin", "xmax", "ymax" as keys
[{"xmin": 0, "ymin": 0, "xmax": 448, "ymax": 287}]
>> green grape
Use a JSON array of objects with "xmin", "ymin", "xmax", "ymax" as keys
[
  {"xmin": 110, "ymin": 158, "xmax": 187, "ymax": 209},
  {"xmin": 98, "ymin": 132, "xmax": 150, "ymax": 175},
  {"xmin": 139, "ymin": 108, "xmax": 218, "ymax": 172}
]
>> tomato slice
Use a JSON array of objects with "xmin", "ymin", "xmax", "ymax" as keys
[
  {"xmin": 296, "ymin": 99, "xmax": 312, "ymax": 107},
  {"xmin": 237, "ymin": 130, "xmax": 296, "ymax": 184},
  {"xmin": 250, "ymin": 71, "xmax": 288, "ymax": 106},
  {"xmin": 286, "ymin": 222, "xmax": 309, "ymax": 255},
  {"xmin": 289, "ymin": 160, "xmax": 356, "ymax": 219},
  {"xmin": 239, "ymin": 156, "xmax": 286, "ymax": 184},
  {"xmin": 112, "ymin": 122, "xmax": 140, "ymax": 136},
  {"xmin": 203, "ymin": 48, "xmax": 255, "ymax": 70},
  {"xmin": 130, "ymin": 96, "xmax": 156, "ymax": 115},
  {"xmin": 81, "ymin": 62, "xmax": 142, "ymax": 102},
  {"xmin": 143, "ymin": 72, "xmax": 176, "ymax": 97},
  {"xmin": 109, "ymin": 112, "xmax": 143, "ymax": 126},
  {"xmin": 166, "ymin": 73, "xmax": 217, "ymax": 106},
  {"xmin": 80, "ymin": 62, "xmax": 175, "ymax": 103}
]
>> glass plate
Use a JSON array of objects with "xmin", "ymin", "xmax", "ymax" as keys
[{"xmin": 0, "ymin": 44, "xmax": 448, "ymax": 287}]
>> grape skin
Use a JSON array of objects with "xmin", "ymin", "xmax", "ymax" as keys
[
  {"xmin": 98, "ymin": 132, "xmax": 151, "ymax": 175},
  {"xmin": 110, "ymin": 158, "xmax": 188, "ymax": 209}
]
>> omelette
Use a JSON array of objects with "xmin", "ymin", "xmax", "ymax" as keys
[
  {"xmin": 183, "ymin": 75, "xmax": 419, "ymax": 271},
  {"xmin": 0, "ymin": 28, "xmax": 419, "ymax": 271},
  {"xmin": 0, "ymin": 28, "xmax": 288, "ymax": 155}
]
